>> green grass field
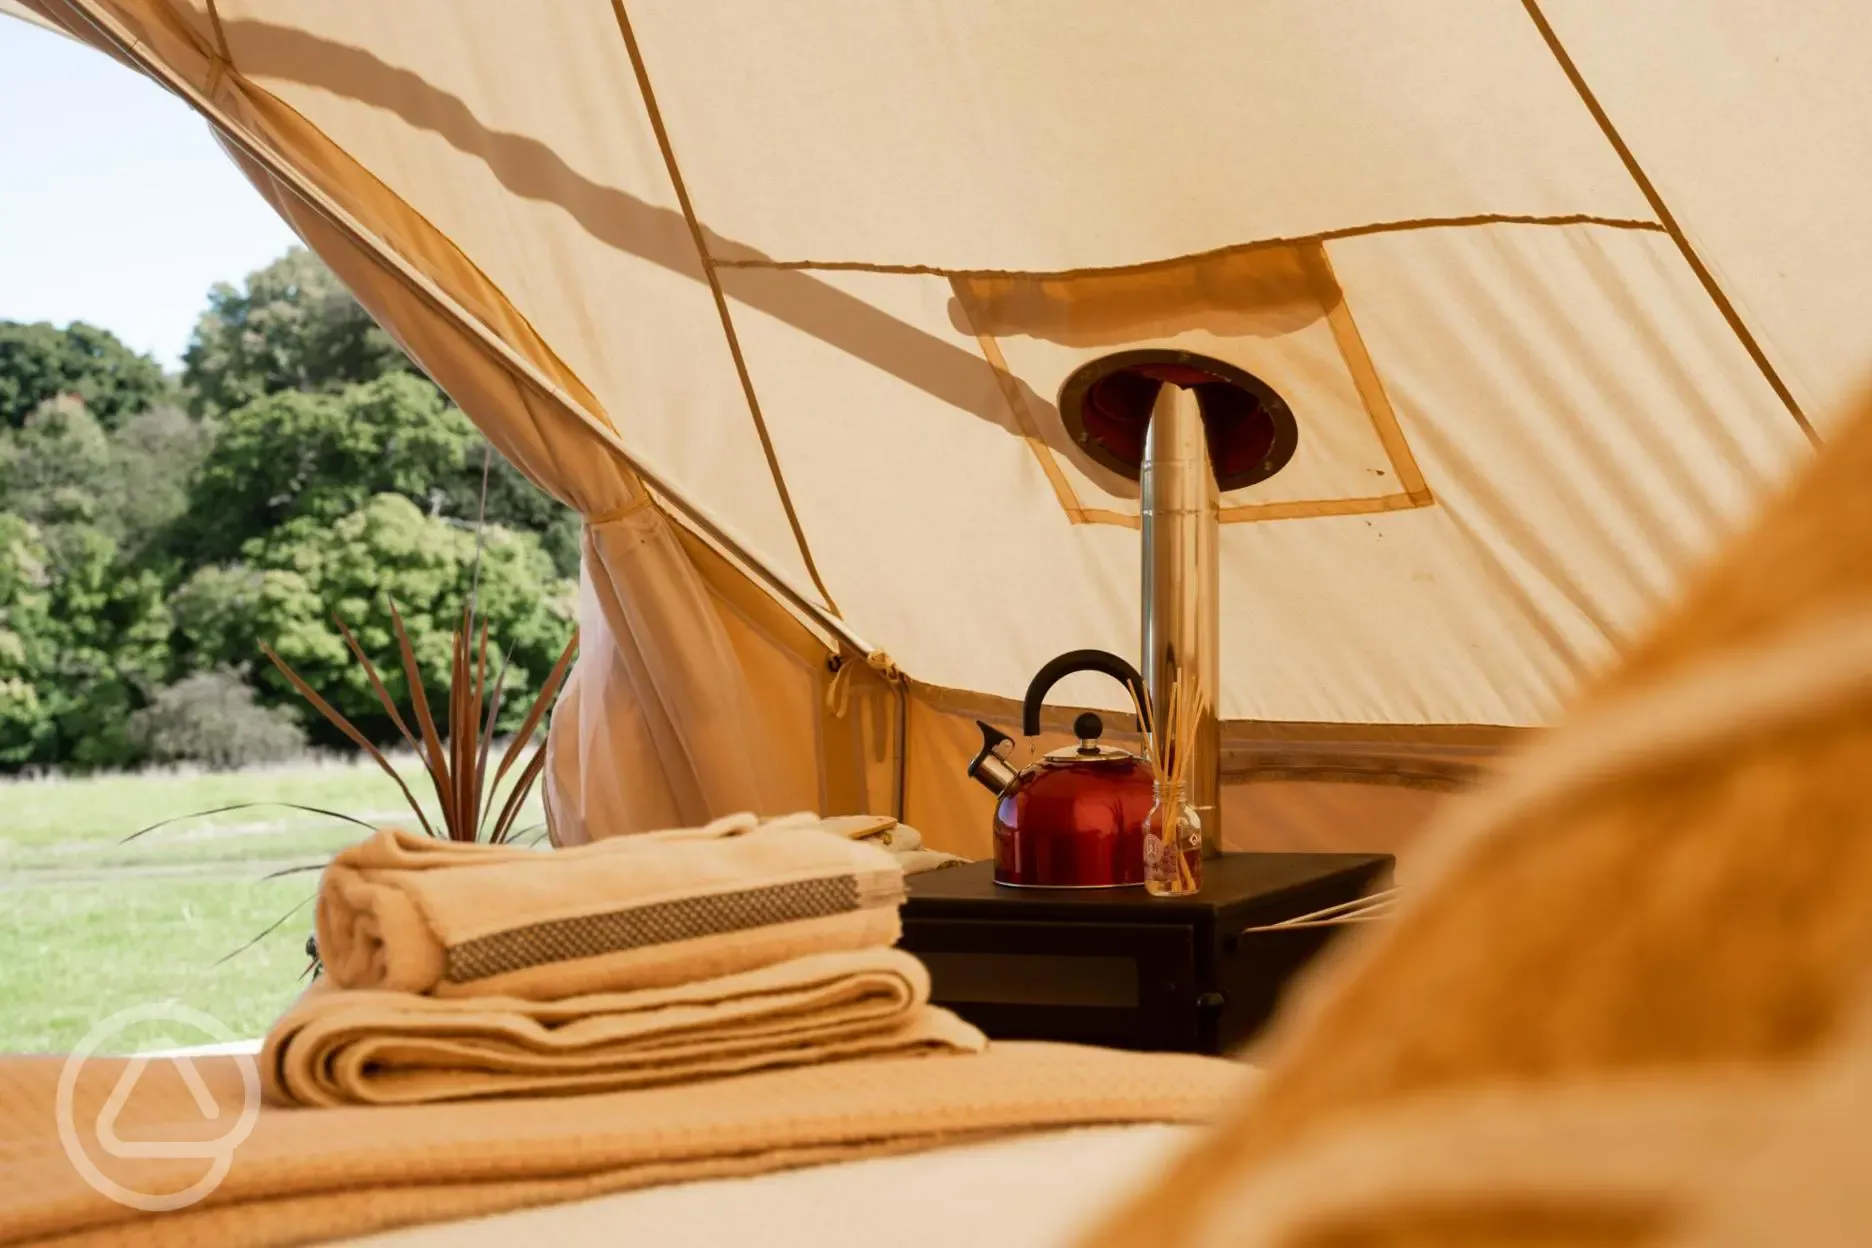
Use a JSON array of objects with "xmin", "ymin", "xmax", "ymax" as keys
[{"xmin": 0, "ymin": 755, "xmax": 545, "ymax": 1052}]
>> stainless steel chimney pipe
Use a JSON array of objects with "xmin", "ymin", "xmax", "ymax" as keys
[{"xmin": 1140, "ymin": 381, "xmax": 1221, "ymax": 856}]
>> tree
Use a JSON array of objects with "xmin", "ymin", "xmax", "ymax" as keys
[
  {"xmin": 0, "ymin": 320, "xmax": 171, "ymax": 429},
  {"xmin": 0, "ymin": 513, "xmax": 55, "ymax": 763},
  {"xmin": 0, "ymin": 510, "xmax": 169, "ymax": 767},
  {"xmin": 0, "ymin": 400, "xmax": 178, "ymax": 766},
  {"xmin": 167, "ymin": 563, "xmax": 302, "ymax": 675},
  {"xmin": 177, "ymin": 372, "xmax": 479, "ymax": 563},
  {"xmin": 0, "ymin": 243, "xmax": 585, "ymax": 773},
  {"xmin": 187, "ymin": 250, "xmax": 584, "ymax": 572},
  {"xmin": 0, "ymin": 395, "xmax": 115, "ymax": 537},
  {"xmin": 32, "ymin": 524, "xmax": 171, "ymax": 767},
  {"xmin": 182, "ymin": 246, "xmax": 416, "ymax": 418},
  {"xmin": 175, "ymin": 492, "xmax": 574, "ymax": 745},
  {"xmin": 0, "ymin": 395, "xmax": 210, "ymax": 563},
  {"xmin": 108, "ymin": 406, "xmax": 213, "ymax": 558},
  {"xmin": 181, "ymin": 246, "xmax": 580, "ymax": 574},
  {"xmin": 178, "ymin": 370, "xmax": 581, "ymax": 574}
]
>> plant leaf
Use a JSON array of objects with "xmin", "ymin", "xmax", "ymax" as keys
[
  {"xmin": 390, "ymin": 599, "xmax": 456, "ymax": 839},
  {"xmin": 490, "ymin": 738, "xmax": 551, "ymax": 844},
  {"xmin": 331, "ymin": 613, "xmax": 435, "ymax": 783},
  {"xmin": 466, "ymin": 618, "xmax": 492, "ymax": 836},
  {"xmin": 213, "ymin": 893, "xmax": 314, "ymax": 967},
  {"xmin": 261, "ymin": 643, "xmax": 438, "ymax": 839},
  {"xmin": 473, "ymin": 644, "xmax": 513, "ymax": 839},
  {"xmin": 448, "ymin": 607, "xmax": 471, "ymax": 839},
  {"xmin": 487, "ymin": 629, "xmax": 578, "ymax": 802},
  {"xmin": 453, "ymin": 606, "xmax": 482, "ymax": 840},
  {"xmin": 259, "ymin": 861, "xmax": 329, "ymax": 880},
  {"xmin": 120, "ymin": 800, "xmax": 377, "ymax": 845}
]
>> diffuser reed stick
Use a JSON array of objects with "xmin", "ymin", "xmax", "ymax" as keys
[{"xmin": 1131, "ymin": 673, "xmax": 1202, "ymax": 896}]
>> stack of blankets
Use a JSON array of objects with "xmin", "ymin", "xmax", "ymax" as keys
[
  {"xmin": 267, "ymin": 812, "xmax": 982, "ymax": 1107},
  {"xmin": 0, "ymin": 812, "xmax": 1242, "ymax": 1247}
]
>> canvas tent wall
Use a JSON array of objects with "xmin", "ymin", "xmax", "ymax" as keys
[{"xmin": 9, "ymin": 0, "xmax": 1863, "ymax": 860}]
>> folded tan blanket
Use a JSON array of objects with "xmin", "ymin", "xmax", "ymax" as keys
[
  {"xmin": 319, "ymin": 817, "xmax": 904, "ymax": 999},
  {"xmin": 1, "ymin": 1042, "xmax": 1248, "ymax": 1248},
  {"xmin": 264, "ymin": 947, "xmax": 984, "ymax": 1107},
  {"xmin": 818, "ymin": 813, "xmax": 970, "ymax": 874}
]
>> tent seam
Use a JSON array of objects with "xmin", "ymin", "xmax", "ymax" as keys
[
  {"xmin": 709, "ymin": 214, "xmax": 1670, "ymax": 279},
  {"xmin": 1519, "ymin": 0, "xmax": 1818, "ymax": 447},
  {"xmin": 201, "ymin": 0, "xmax": 227, "ymax": 59},
  {"xmin": 948, "ymin": 277, "xmax": 1094, "ymax": 523},
  {"xmin": 607, "ymin": 0, "xmax": 843, "ymax": 617},
  {"xmin": 1304, "ymin": 242, "xmax": 1433, "ymax": 501},
  {"xmin": 908, "ymin": 676, "xmax": 1536, "ymax": 745},
  {"xmin": 200, "ymin": 0, "xmax": 228, "ymax": 96}
]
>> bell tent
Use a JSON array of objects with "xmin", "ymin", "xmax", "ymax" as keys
[{"xmin": 8, "ymin": 0, "xmax": 1862, "ymax": 860}]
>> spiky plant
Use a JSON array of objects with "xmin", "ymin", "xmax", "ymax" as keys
[
  {"xmin": 261, "ymin": 602, "xmax": 577, "ymax": 844},
  {"xmin": 256, "ymin": 603, "xmax": 575, "ymax": 980}
]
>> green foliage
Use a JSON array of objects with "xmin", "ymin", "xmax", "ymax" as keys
[
  {"xmin": 0, "ymin": 320, "xmax": 172, "ymax": 430},
  {"xmin": 0, "ymin": 511, "xmax": 169, "ymax": 767},
  {"xmin": 181, "ymin": 493, "xmax": 573, "ymax": 744},
  {"xmin": 0, "ymin": 396, "xmax": 211, "ymax": 561},
  {"xmin": 128, "ymin": 668, "xmax": 308, "ymax": 769},
  {"xmin": 108, "ymin": 406, "xmax": 213, "ymax": 557},
  {"xmin": 182, "ymin": 246, "xmax": 416, "ymax": 418},
  {"xmin": 0, "ymin": 395, "xmax": 114, "ymax": 535},
  {"xmin": 181, "ymin": 244, "xmax": 578, "ymax": 571},
  {"xmin": 0, "ymin": 244, "xmax": 582, "ymax": 771},
  {"xmin": 0, "ymin": 513, "xmax": 55, "ymax": 763},
  {"xmin": 178, "ymin": 372, "xmax": 480, "ymax": 562},
  {"xmin": 179, "ymin": 365, "xmax": 579, "ymax": 575},
  {"xmin": 0, "ymin": 401, "xmax": 176, "ymax": 766},
  {"xmin": 42, "ymin": 526, "xmax": 171, "ymax": 768},
  {"xmin": 168, "ymin": 564, "xmax": 299, "ymax": 673}
]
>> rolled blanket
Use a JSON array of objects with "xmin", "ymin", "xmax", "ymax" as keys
[
  {"xmin": 263, "ymin": 948, "xmax": 984, "ymax": 1107},
  {"xmin": 317, "ymin": 816, "xmax": 904, "ymax": 999}
]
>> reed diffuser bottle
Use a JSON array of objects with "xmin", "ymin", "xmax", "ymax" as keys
[
  {"xmin": 1134, "ymin": 673, "xmax": 1204, "ymax": 896},
  {"xmin": 1143, "ymin": 777, "xmax": 1202, "ymax": 896}
]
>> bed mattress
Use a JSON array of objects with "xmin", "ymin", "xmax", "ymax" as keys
[{"xmin": 339, "ymin": 1123, "xmax": 1195, "ymax": 1248}]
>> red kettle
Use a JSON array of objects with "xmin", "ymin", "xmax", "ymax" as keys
[{"xmin": 966, "ymin": 650, "xmax": 1155, "ymax": 888}]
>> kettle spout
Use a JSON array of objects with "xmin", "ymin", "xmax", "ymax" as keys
[{"xmin": 966, "ymin": 721, "xmax": 1020, "ymax": 796}]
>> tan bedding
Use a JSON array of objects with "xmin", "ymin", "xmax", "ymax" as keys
[
  {"xmin": 317, "ymin": 819, "xmax": 904, "ymax": 999},
  {"xmin": 264, "ymin": 948, "xmax": 982, "ymax": 1107},
  {"xmin": 341, "ymin": 1123, "xmax": 1200, "ymax": 1248},
  {"xmin": 1, "ymin": 1041, "xmax": 1245, "ymax": 1247},
  {"xmin": 273, "ymin": 818, "xmax": 982, "ymax": 1110}
]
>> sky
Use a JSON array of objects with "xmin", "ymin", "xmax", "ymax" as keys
[{"xmin": 0, "ymin": 15, "xmax": 299, "ymax": 369}]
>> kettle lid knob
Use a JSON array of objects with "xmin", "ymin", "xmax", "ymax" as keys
[{"xmin": 1073, "ymin": 712, "xmax": 1104, "ymax": 742}]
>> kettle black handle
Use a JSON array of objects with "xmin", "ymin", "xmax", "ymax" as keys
[{"xmin": 1022, "ymin": 649, "xmax": 1149, "ymax": 737}]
